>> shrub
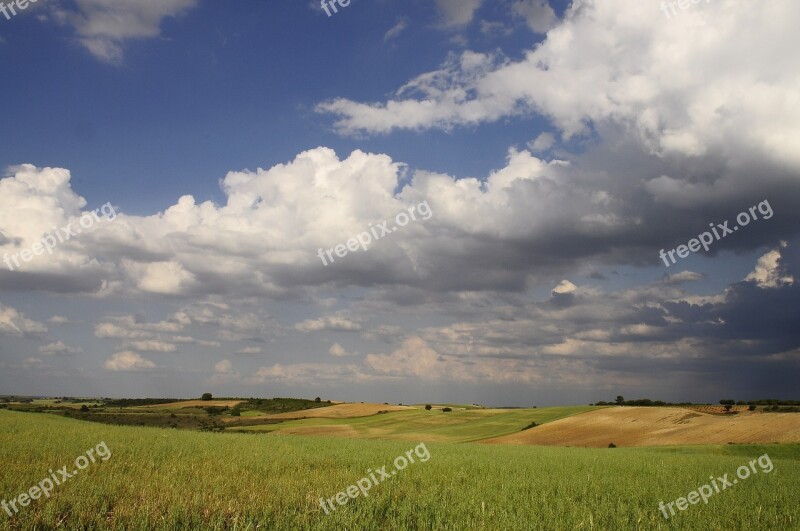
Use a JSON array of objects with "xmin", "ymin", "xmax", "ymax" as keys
[
  {"xmin": 522, "ymin": 421, "xmax": 538, "ymax": 431},
  {"xmin": 442, "ymin": 407, "xmax": 452, "ymax": 412},
  {"xmin": 201, "ymin": 393, "xmax": 213, "ymax": 401},
  {"xmin": 425, "ymin": 404, "xmax": 432, "ymax": 411},
  {"xmin": 80, "ymin": 405, "xmax": 89, "ymax": 412},
  {"xmin": 608, "ymin": 442, "xmax": 617, "ymax": 448},
  {"xmin": 748, "ymin": 405, "xmax": 757, "ymax": 411},
  {"xmin": 315, "ymin": 397, "xmax": 321, "ymax": 402}
]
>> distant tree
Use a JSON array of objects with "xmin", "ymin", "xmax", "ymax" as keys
[
  {"xmin": 442, "ymin": 407, "xmax": 452, "ymax": 412},
  {"xmin": 315, "ymin": 397, "xmax": 321, "ymax": 402},
  {"xmin": 80, "ymin": 405, "xmax": 89, "ymax": 412},
  {"xmin": 230, "ymin": 407, "xmax": 241, "ymax": 417},
  {"xmin": 201, "ymin": 393, "xmax": 213, "ymax": 401},
  {"xmin": 748, "ymin": 405, "xmax": 757, "ymax": 411},
  {"xmin": 425, "ymin": 404, "xmax": 432, "ymax": 410},
  {"xmin": 615, "ymin": 395, "xmax": 625, "ymax": 405},
  {"xmin": 608, "ymin": 442, "xmax": 617, "ymax": 448}
]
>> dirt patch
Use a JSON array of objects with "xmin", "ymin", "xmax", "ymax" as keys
[
  {"xmin": 266, "ymin": 403, "xmax": 414, "ymax": 420},
  {"xmin": 482, "ymin": 407, "xmax": 800, "ymax": 447}
]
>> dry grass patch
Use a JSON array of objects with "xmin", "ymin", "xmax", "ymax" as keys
[
  {"xmin": 265, "ymin": 403, "xmax": 413, "ymax": 420},
  {"xmin": 483, "ymin": 407, "xmax": 800, "ymax": 447}
]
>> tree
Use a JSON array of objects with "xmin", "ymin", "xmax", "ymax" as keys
[
  {"xmin": 748, "ymin": 405, "xmax": 757, "ymax": 411},
  {"xmin": 425, "ymin": 404, "xmax": 432, "ymax": 410},
  {"xmin": 201, "ymin": 393, "xmax": 213, "ymax": 401},
  {"xmin": 608, "ymin": 442, "xmax": 617, "ymax": 448},
  {"xmin": 719, "ymin": 399, "xmax": 735, "ymax": 412},
  {"xmin": 442, "ymin": 407, "xmax": 452, "ymax": 412},
  {"xmin": 315, "ymin": 397, "xmax": 321, "ymax": 402},
  {"xmin": 80, "ymin": 405, "xmax": 89, "ymax": 412},
  {"xmin": 615, "ymin": 395, "xmax": 625, "ymax": 405}
]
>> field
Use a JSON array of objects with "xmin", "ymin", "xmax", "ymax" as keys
[
  {"xmin": 228, "ymin": 405, "xmax": 595, "ymax": 443},
  {"xmin": 2, "ymin": 407, "xmax": 800, "ymax": 529},
  {"xmin": 485, "ymin": 407, "xmax": 800, "ymax": 447}
]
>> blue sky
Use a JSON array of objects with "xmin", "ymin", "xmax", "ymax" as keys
[{"xmin": 0, "ymin": 0, "xmax": 798, "ymax": 405}]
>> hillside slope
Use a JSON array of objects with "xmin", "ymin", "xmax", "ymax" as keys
[{"xmin": 483, "ymin": 407, "xmax": 800, "ymax": 447}]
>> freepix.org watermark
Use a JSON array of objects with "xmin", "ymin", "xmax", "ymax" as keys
[
  {"xmin": 658, "ymin": 453, "xmax": 773, "ymax": 520},
  {"xmin": 0, "ymin": 0, "xmax": 45, "ymax": 22},
  {"xmin": 3, "ymin": 202, "xmax": 117, "ymax": 272},
  {"xmin": 659, "ymin": 200, "xmax": 773, "ymax": 268},
  {"xmin": 661, "ymin": 0, "xmax": 715, "ymax": 19},
  {"xmin": 320, "ymin": 0, "xmax": 351, "ymax": 18},
  {"xmin": 2, "ymin": 441, "xmax": 111, "ymax": 517},
  {"xmin": 317, "ymin": 201, "xmax": 433, "ymax": 266},
  {"xmin": 319, "ymin": 442, "xmax": 431, "ymax": 515}
]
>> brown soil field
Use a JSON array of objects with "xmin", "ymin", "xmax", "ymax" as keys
[
  {"xmin": 482, "ymin": 407, "xmax": 800, "ymax": 447},
  {"xmin": 137, "ymin": 400, "xmax": 245, "ymax": 409},
  {"xmin": 266, "ymin": 403, "xmax": 414, "ymax": 420}
]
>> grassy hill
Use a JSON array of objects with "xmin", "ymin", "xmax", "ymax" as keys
[{"xmin": 228, "ymin": 405, "xmax": 597, "ymax": 443}]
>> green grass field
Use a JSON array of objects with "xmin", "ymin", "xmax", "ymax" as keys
[
  {"xmin": 229, "ymin": 406, "xmax": 597, "ymax": 443},
  {"xmin": 1, "ymin": 409, "xmax": 798, "ymax": 530}
]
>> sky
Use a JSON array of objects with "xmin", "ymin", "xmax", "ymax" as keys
[{"xmin": 0, "ymin": 0, "xmax": 798, "ymax": 406}]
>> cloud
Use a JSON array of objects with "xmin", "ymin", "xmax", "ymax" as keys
[
  {"xmin": 214, "ymin": 359, "xmax": 233, "ymax": 373},
  {"xmin": 104, "ymin": 351, "xmax": 155, "ymax": 371},
  {"xmin": 246, "ymin": 362, "xmax": 371, "ymax": 385},
  {"xmin": 661, "ymin": 271, "xmax": 705, "ymax": 285},
  {"xmin": 528, "ymin": 132, "xmax": 556, "ymax": 153},
  {"xmin": 49, "ymin": 0, "xmax": 199, "ymax": 64},
  {"xmin": 316, "ymin": 0, "xmax": 800, "ymax": 173},
  {"xmin": 435, "ymin": 0, "xmax": 482, "ymax": 28},
  {"xmin": 127, "ymin": 340, "xmax": 177, "ymax": 353},
  {"xmin": 296, "ymin": 315, "xmax": 362, "ymax": 332},
  {"xmin": 38, "ymin": 341, "xmax": 83, "ymax": 355},
  {"xmin": 23, "ymin": 357, "xmax": 45, "ymax": 368},
  {"xmin": 328, "ymin": 342, "xmax": 358, "ymax": 357},
  {"xmin": 0, "ymin": 304, "xmax": 47, "ymax": 338},
  {"xmin": 384, "ymin": 17, "xmax": 408, "ymax": 42},
  {"xmin": 206, "ymin": 358, "xmax": 240, "ymax": 384},
  {"xmin": 745, "ymin": 245, "xmax": 795, "ymax": 289},
  {"xmin": 236, "ymin": 346, "xmax": 262, "ymax": 355},
  {"xmin": 511, "ymin": 0, "xmax": 557, "ymax": 33},
  {"xmin": 94, "ymin": 323, "xmax": 153, "ymax": 339},
  {"xmin": 2, "ymin": 135, "xmax": 798, "ymax": 302},
  {"xmin": 122, "ymin": 260, "xmax": 197, "ymax": 295}
]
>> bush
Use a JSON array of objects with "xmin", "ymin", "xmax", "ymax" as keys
[
  {"xmin": 748, "ymin": 405, "xmax": 757, "ymax": 411},
  {"xmin": 522, "ymin": 421, "xmax": 538, "ymax": 431},
  {"xmin": 608, "ymin": 442, "xmax": 617, "ymax": 448},
  {"xmin": 442, "ymin": 407, "xmax": 452, "ymax": 412},
  {"xmin": 80, "ymin": 405, "xmax": 89, "ymax": 412},
  {"xmin": 201, "ymin": 393, "xmax": 213, "ymax": 401},
  {"xmin": 425, "ymin": 404, "xmax": 432, "ymax": 411},
  {"xmin": 315, "ymin": 397, "xmax": 321, "ymax": 402}
]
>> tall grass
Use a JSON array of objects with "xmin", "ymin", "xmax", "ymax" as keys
[{"xmin": 1, "ymin": 410, "xmax": 798, "ymax": 530}]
